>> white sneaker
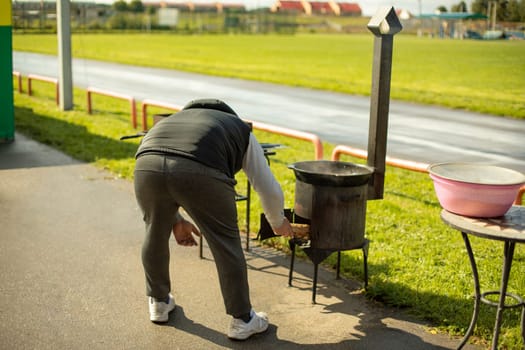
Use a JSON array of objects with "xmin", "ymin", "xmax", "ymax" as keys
[
  {"xmin": 148, "ymin": 293, "xmax": 175, "ymax": 323},
  {"xmin": 227, "ymin": 309, "xmax": 269, "ymax": 340}
]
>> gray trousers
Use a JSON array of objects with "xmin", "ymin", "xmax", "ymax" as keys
[{"xmin": 134, "ymin": 154, "xmax": 251, "ymax": 318}]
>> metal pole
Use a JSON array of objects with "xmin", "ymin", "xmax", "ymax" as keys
[
  {"xmin": 366, "ymin": 7, "xmax": 402, "ymax": 200},
  {"xmin": 486, "ymin": 1, "xmax": 490, "ymax": 29},
  {"xmin": 417, "ymin": 0, "xmax": 423, "ymax": 37},
  {"xmin": 40, "ymin": 0, "xmax": 44, "ymax": 30},
  {"xmin": 492, "ymin": 1, "xmax": 497, "ymax": 31},
  {"xmin": 57, "ymin": 0, "xmax": 73, "ymax": 111},
  {"xmin": 367, "ymin": 34, "xmax": 392, "ymax": 200}
]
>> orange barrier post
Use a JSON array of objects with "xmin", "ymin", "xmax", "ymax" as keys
[
  {"xmin": 244, "ymin": 119, "xmax": 324, "ymax": 160},
  {"xmin": 12, "ymin": 71, "xmax": 22, "ymax": 93},
  {"xmin": 87, "ymin": 87, "xmax": 138, "ymax": 129},
  {"xmin": 332, "ymin": 146, "xmax": 525, "ymax": 206},
  {"xmin": 331, "ymin": 145, "xmax": 429, "ymax": 173},
  {"xmin": 27, "ymin": 74, "xmax": 59, "ymax": 105},
  {"xmin": 140, "ymin": 100, "xmax": 323, "ymax": 159},
  {"xmin": 140, "ymin": 99, "xmax": 183, "ymax": 131},
  {"xmin": 331, "ymin": 145, "xmax": 368, "ymax": 161},
  {"xmin": 515, "ymin": 185, "xmax": 524, "ymax": 205}
]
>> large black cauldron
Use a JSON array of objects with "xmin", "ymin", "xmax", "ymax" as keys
[
  {"xmin": 289, "ymin": 160, "xmax": 373, "ymax": 187},
  {"xmin": 288, "ymin": 160, "xmax": 374, "ymax": 250}
]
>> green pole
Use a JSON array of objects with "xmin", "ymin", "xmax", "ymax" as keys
[{"xmin": 0, "ymin": 0, "xmax": 15, "ymax": 142}]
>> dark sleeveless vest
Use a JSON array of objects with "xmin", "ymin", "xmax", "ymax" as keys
[{"xmin": 135, "ymin": 106, "xmax": 251, "ymax": 179}]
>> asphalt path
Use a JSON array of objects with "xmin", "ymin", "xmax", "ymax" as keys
[{"xmin": 13, "ymin": 51, "xmax": 525, "ymax": 173}]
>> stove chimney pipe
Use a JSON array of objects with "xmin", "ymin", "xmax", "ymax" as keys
[{"xmin": 366, "ymin": 7, "xmax": 402, "ymax": 200}]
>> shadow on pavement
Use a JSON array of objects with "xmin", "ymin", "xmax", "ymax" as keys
[
  {"xmin": 161, "ymin": 305, "xmax": 451, "ymax": 350},
  {"xmin": 0, "ymin": 106, "xmax": 138, "ymax": 170}
]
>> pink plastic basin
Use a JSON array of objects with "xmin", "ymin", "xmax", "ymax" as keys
[{"xmin": 428, "ymin": 163, "xmax": 525, "ymax": 218}]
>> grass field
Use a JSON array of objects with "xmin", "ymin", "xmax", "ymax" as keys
[
  {"xmin": 12, "ymin": 33, "xmax": 525, "ymax": 119},
  {"xmin": 12, "ymin": 81, "xmax": 525, "ymax": 349}
]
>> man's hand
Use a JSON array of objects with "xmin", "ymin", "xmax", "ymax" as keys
[
  {"xmin": 173, "ymin": 219, "xmax": 201, "ymax": 247},
  {"xmin": 272, "ymin": 217, "xmax": 294, "ymax": 238}
]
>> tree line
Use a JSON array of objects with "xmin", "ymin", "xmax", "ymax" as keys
[
  {"xmin": 441, "ymin": 0, "xmax": 525, "ymax": 21},
  {"xmin": 111, "ymin": 0, "xmax": 525, "ymax": 23}
]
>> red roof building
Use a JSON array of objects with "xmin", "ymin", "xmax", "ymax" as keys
[
  {"xmin": 143, "ymin": 1, "xmax": 245, "ymax": 13},
  {"xmin": 271, "ymin": 0, "xmax": 307, "ymax": 13},
  {"xmin": 310, "ymin": 1, "xmax": 333, "ymax": 14},
  {"xmin": 271, "ymin": 1, "xmax": 361, "ymax": 16},
  {"xmin": 338, "ymin": 2, "xmax": 361, "ymax": 16}
]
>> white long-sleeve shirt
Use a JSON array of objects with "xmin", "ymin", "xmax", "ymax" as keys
[{"xmin": 242, "ymin": 133, "xmax": 285, "ymax": 229}]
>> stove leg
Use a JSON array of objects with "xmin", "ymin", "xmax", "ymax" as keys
[
  {"xmin": 521, "ymin": 303, "xmax": 525, "ymax": 344},
  {"xmin": 336, "ymin": 251, "xmax": 341, "ymax": 280},
  {"xmin": 312, "ymin": 263, "xmax": 319, "ymax": 304},
  {"xmin": 289, "ymin": 241, "xmax": 296, "ymax": 287},
  {"xmin": 363, "ymin": 240, "xmax": 369, "ymax": 289}
]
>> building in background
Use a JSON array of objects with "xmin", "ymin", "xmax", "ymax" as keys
[
  {"xmin": 271, "ymin": 0, "xmax": 361, "ymax": 16},
  {"xmin": 143, "ymin": 1, "xmax": 245, "ymax": 13}
]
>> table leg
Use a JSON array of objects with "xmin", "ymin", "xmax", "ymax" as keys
[
  {"xmin": 312, "ymin": 263, "xmax": 319, "ymax": 304},
  {"xmin": 336, "ymin": 251, "xmax": 341, "ymax": 279},
  {"xmin": 459, "ymin": 232, "xmax": 481, "ymax": 350},
  {"xmin": 491, "ymin": 241, "xmax": 516, "ymax": 350},
  {"xmin": 288, "ymin": 241, "xmax": 296, "ymax": 287},
  {"xmin": 521, "ymin": 301, "xmax": 525, "ymax": 346}
]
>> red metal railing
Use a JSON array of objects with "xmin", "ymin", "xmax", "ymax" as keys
[
  {"xmin": 331, "ymin": 145, "xmax": 524, "ymax": 205},
  {"xmin": 142, "ymin": 100, "xmax": 323, "ymax": 159},
  {"xmin": 140, "ymin": 102, "xmax": 323, "ymax": 160},
  {"xmin": 331, "ymin": 145, "xmax": 429, "ymax": 173},
  {"xmin": 15, "ymin": 75, "xmax": 525, "ymax": 205},
  {"xmin": 245, "ymin": 119, "xmax": 324, "ymax": 160},
  {"xmin": 87, "ymin": 87, "xmax": 138, "ymax": 129},
  {"xmin": 141, "ymin": 99, "xmax": 183, "ymax": 131},
  {"xmin": 12, "ymin": 71, "xmax": 23, "ymax": 93},
  {"xmin": 27, "ymin": 74, "xmax": 59, "ymax": 105},
  {"xmin": 516, "ymin": 186, "xmax": 524, "ymax": 205}
]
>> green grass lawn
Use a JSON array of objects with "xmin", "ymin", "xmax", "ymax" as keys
[
  {"xmin": 12, "ymin": 33, "xmax": 525, "ymax": 119},
  {"xmin": 12, "ymin": 85, "xmax": 525, "ymax": 349}
]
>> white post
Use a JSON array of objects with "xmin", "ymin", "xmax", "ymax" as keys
[
  {"xmin": 492, "ymin": 1, "xmax": 497, "ymax": 31},
  {"xmin": 57, "ymin": 0, "xmax": 73, "ymax": 110}
]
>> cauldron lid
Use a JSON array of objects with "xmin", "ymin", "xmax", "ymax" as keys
[{"xmin": 288, "ymin": 160, "xmax": 374, "ymax": 187}]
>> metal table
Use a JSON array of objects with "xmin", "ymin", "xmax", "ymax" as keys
[{"xmin": 441, "ymin": 206, "xmax": 525, "ymax": 350}]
